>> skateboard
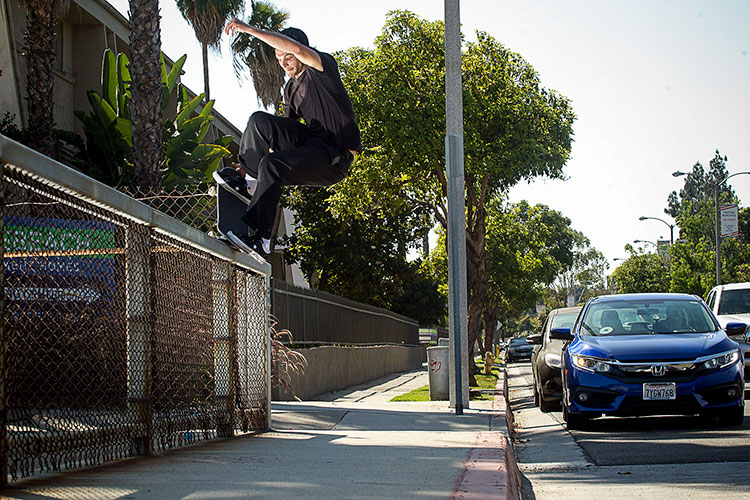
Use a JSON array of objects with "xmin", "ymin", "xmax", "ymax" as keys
[{"xmin": 212, "ymin": 168, "xmax": 252, "ymax": 248}]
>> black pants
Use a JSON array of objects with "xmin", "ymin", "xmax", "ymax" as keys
[{"xmin": 237, "ymin": 111, "xmax": 351, "ymax": 239}]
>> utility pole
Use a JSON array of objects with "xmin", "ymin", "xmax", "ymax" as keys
[{"xmin": 444, "ymin": 0, "xmax": 469, "ymax": 413}]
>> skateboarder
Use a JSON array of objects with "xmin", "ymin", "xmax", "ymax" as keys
[{"xmin": 220, "ymin": 18, "xmax": 362, "ymax": 257}]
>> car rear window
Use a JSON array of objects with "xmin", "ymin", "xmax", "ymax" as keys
[
  {"xmin": 581, "ymin": 299, "xmax": 716, "ymax": 336},
  {"xmin": 551, "ymin": 312, "xmax": 578, "ymax": 329}
]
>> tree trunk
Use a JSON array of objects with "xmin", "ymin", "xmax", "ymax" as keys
[
  {"xmin": 23, "ymin": 0, "xmax": 56, "ymax": 156},
  {"xmin": 128, "ymin": 0, "xmax": 163, "ymax": 188},
  {"xmin": 482, "ymin": 297, "xmax": 494, "ymax": 354},
  {"xmin": 465, "ymin": 175, "xmax": 488, "ymax": 386},
  {"xmin": 202, "ymin": 42, "xmax": 210, "ymax": 101}
]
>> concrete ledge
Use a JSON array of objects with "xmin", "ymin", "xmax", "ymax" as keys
[{"xmin": 274, "ymin": 344, "xmax": 425, "ymax": 401}]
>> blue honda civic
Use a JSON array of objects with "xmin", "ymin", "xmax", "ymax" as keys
[{"xmin": 551, "ymin": 293, "xmax": 746, "ymax": 429}]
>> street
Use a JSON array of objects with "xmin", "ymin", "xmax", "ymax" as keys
[{"xmin": 507, "ymin": 363, "xmax": 750, "ymax": 500}]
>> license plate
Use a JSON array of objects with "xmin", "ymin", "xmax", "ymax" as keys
[{"xmin": 643, "ymin": 383, "xmax": 676, "ymax": 400}]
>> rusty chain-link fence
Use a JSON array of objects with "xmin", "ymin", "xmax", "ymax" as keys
[{"xmin": 0, "ymin": 137, "xmax": 271, "ymax": 485}]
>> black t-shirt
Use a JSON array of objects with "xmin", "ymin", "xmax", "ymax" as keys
[{"xmin": 284, "ymin": 50, "xmax": 361, "ymax": 153}]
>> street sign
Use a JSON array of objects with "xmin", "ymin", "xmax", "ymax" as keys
[{"xmin": 720, "ymin": 204, "xmax": 739, "ymax": 238}]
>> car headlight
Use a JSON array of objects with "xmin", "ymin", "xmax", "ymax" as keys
[
  {"xmin": 702, "ymin": 349, "xmax": 740, "ymax": 370},
  {"xmin": 570, "ymin": 354, "xmax": 612, "ymax": 373},
  {"xmin": 545, "ymin": 353, "xmax": 561, "ymax": 368}
]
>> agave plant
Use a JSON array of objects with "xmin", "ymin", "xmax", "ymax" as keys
[{"xmin": 75, "ymin": 49, "xmax": 232, "ymax": 189}]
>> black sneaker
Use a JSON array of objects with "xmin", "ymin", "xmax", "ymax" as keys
[
  {"xmin": 213, "ymin": 167, "xmax": 251, "ymax": 202},
  {"xmin": 227, "ymin": 231, "xmax": 270, "ymax": 258}
]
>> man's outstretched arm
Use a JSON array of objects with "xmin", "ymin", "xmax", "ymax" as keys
[{"xmin": 224, "ymin": 17, "xmax": 323, "ymax": 72}]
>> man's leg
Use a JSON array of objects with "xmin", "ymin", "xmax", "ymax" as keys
[
  {"xmin": 242, "ymin": 140, "xmax": 348, "ymax": 239},
  {"xmin": 238, "ymin": 112, "xmax": 308, "ymax": 178}
]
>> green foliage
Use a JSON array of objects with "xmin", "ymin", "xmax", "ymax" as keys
[
  {"xmin": 333, "ymin": 11, "xmax": 576, "ymax": 219},
  {"xmin": 660, "ymin": 150, "xmax": 750, "ymax": 295},
  {"xmin": 611, "ymin": 251, "xmax": 670, "ymax": 294},
  {"xmin": 282, "ymin": 187, "xmax": 445, "ymax": 325},
  {"xmin": 485, "ymin": 199, "xmax": 578, "ymax": 317},
  {"xmin": 230, "ymin": 0, "xmax": 288, "ymax": 110},
  {"xmin": 74, "ymin": 49, "xmax": 231, "ymax": 188}
]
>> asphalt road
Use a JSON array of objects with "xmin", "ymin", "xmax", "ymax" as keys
[{"xmin": 507, "ymin": 362, "xmax": 750, "ymax": 500}]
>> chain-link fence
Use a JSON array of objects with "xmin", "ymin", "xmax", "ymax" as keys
[{"xmin": 0, "ymin": 136, "xmax": 271, "ymax": 485}]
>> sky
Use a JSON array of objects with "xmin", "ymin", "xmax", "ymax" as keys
[{"xmin": 110, "ymin": 0, "xmax": 750, "ymax": 272}]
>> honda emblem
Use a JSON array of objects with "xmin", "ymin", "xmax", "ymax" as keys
[{"xmin": 651, "ymin": 365, "xmax": 666, "ymax": 377}]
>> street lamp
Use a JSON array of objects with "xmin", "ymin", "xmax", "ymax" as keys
[
  {"xmin": 633, "ymin": 239, "xmax": 657, "ymax": 247},
  {"xmin": 673, "ymin": 169, "xmax": 750, "ymax": 286},
  {"xmin": 638, "ymin": 216, "xmax": 676, "ymax": 244}
]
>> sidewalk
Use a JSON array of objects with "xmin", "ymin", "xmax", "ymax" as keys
[{"xmin": 0, "ymin": 366, "xmax": 519, "ymax": 500}]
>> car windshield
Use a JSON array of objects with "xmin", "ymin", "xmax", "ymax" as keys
[
  {"xmin": 718, "ymin": 289, "xmax": 750, "ymax": 315},
  {"xmin": 510, "ymin": 338, "xmax": 527, "ymax": 345},
  {"xmin": 580, "ymin": 299, "xmax": 716, "ymax": 336}
]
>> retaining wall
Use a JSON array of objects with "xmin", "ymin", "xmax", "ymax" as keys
[{"xmin": 274, "ymin": 345, "xmax": 426, "ymax": 401}]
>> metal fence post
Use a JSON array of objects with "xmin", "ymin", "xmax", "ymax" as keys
[
  {"xmin": 126, "ymin": 224, "xmax": 153, "ymax": 455},
  {"xmin": 0, "ymin": 161, "xmax": 7, "ymax": 486},
  {"xmin": 213, "ymin": 261, "xmax": 234, "ymax": 437}
]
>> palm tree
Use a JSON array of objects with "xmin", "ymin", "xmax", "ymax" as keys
[
  {"xmin": 128, "ymin": 0, "xmax": 163, "ymax": 188},
  {"xmin": 230, "ymin": 0, "xmax": 288, "ymax": 112},
  {"xmin": 176, "ymin": 0, "xmax": 244, "ymax": 101},
  {"xmin": 20, "ymin": 0, "xmax": 69, "ymax": 156}
]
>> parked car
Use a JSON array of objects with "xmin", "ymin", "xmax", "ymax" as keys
[
  {"xmin": 527, "ymin": 306, "xmax": 582, "ymax": 412},
  {"xmin": 706, "ymin": 282, "xmax": 750, "ymax": 376},
  {"xmin": 506, "ymin": 336, "xmax": 533, "ymax": 363},
  {"xmin": 552, "ymin": 293, "xmax": 746, "ymax": 429}
]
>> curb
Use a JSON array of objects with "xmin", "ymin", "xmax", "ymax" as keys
[{"xmin": 450, "ymin": 367, "xmax": 521, "ymax": 500}]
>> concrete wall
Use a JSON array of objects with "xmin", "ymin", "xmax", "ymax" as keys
[{"xmin": 274, "ymin": 345, "xmax": 426, "ymax": 401}]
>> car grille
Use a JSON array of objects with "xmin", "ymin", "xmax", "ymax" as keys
[{"xmin": 606, "ymin": 360, "xmax": 700, "ymax": 383}]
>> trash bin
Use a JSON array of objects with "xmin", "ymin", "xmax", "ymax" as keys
[
  {"xmin": 426, "ymin": 346, "xmax": 450, "ymax": 400},
  {"xmin": 437, "ymin": 337, "xmax": 449, "ymax": 347}
]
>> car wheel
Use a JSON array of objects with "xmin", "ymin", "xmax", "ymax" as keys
[
  {"xmin": 539, "ymin": 395, "xmax": 557, "ymax": 413},
  {"xmin": 717, "ymin": 407, "xmax": 745, "ymax": 427},
  {"xmin": 563, "ymin": 405, "xmax": 589, "ymax": 430},
  {"xmin": 532, "ymin": 380, "xmax": 540, "ymax": 407}
]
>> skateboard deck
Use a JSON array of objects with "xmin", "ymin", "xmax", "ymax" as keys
[{"xmin": 213, "ymin": 169, "xmax": 251, "ymax": 244}]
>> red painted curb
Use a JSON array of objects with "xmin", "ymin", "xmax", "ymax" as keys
[{"xmin": 449, "ymin": 368, "xmax": 521, "ymax": 500}]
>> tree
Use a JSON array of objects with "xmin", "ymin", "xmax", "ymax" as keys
[
  {"xmin": 610, "ymin": 245, "xmax": 670, "ymax": 293},
  {"xmin": 484, "ymin": 199, "xmax": 579, "ymax": 352},
  {"xmin": 19, "ymin": 0, "xmax": 69, "ymax": 156},
  {"xmin": 176, "ymin": 0, "xmax": 244, "ymax": 101},
  {"xmin": 333, "ymin": 11, "xmax": 575, "ymax": 378},
  {"xmin": 230, "ymin": 0, "xmax": 288, "ymax": 111},
  {"xmin": 74, "ymin": 50, "xmax": 232, "ymax": 189},
  {"xmin": 282, "ymin": 186, "xmax": 444, "ymax": 324},
  {"xmin": 665, "ymin": 150, "xmax": 749, "ymax": 294},
  {"xmin": 128, "ymin": 0, "xmax": 164, "ymax": 188}
]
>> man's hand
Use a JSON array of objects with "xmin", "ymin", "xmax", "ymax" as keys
[{"xmin": 225, "ymin": 17, "xmax": 252, "ymax": 37}]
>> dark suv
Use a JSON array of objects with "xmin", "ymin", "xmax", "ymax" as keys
[{"xmin": 527, "ymin": 306, "xmax": 582, "ymax": 412}]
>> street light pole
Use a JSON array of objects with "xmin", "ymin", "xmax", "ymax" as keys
[
  {"xmin": 444, "ymin": 0, "xmax": 468, "ymax": 414},
  {"xmin": 638, "ymin": 216, "xmax": 675, "ymax": 244},
  {"xmin": 715, "ymin": 181, "xmax": 721, "ymax": 286}
]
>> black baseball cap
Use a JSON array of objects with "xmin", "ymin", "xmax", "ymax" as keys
[{"xmin": 280, "ymin": 27, "xmax": 309, "ymax": 47}]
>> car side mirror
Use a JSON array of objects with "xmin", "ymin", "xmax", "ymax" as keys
[
  {"xmin": 526, "ymin": 333, "xmax": 542, "ymax": 345},
  {"xmin": 549, "ymin": 327, "xmax": 574, "ymax": 341},
  {"xmin": 725, "ymin": 322, "xmax": 748, "ymax": 337}
]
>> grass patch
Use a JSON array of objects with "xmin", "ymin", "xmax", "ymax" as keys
[
  {"xmin": 390, "ymin": 361, "xmax": 501, "ymax": 402},
  {"xmin": 391, "ymin": 385, "xmax": 430, "ymax": 402}
]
